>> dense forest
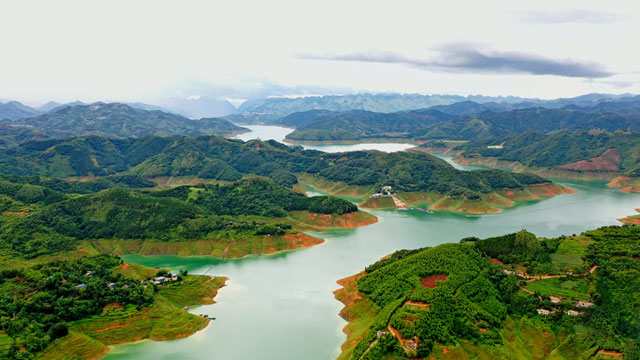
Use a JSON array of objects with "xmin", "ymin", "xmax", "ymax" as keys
[
  {"xmin": 0, "ymin": 177, "xmax": 356, "ymax": 259},
  {"xmin": 342, "ymin": 225, "xmax": 640, "ymax": 359},
  {"xmin": 457, "ymin": 130, "xmax": 640, "ymax": 175},
  {"xmin": 0, "ymin": 135, "xmax": 554, "ymax": 200},
  {"xmin": 282, "ymin": 105, "xmax": 640, "ymax": 142},
  {"xmin": 282, "ymin": 109, "xmax": 453, "ymax": 141},
  {"xmin": 0, "ymin": 103, "xmax": 247, "ymax": 147},
  {"xmin": 0, "ymin": 255, "xmax": 155, "ymax": 359}
]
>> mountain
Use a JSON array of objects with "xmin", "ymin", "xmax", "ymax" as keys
[
  {"xmin": 162, "ymin": 96, "xmax": 238, "ymax": 118},
  {"xmin": 0, "ymin": 123, "xmax": 48, "ymax": 149},
  {"xmin": 414, "ymin": 108, "xmax": 640, "ymax": 140},
  {"xmin": 9, "ymin": 103, "xmax": 248, "ymax": 139},
  {"xmin": 456, "ymin": 130, "xmax": 640, "ymax": 176},
  {"xmin": 562, "ymin": 96, "xmax": 640, "ymax": 114},
  {"xmin": 284, "ymin": 109, "xmax": 453, "ymax": 141},
  {"xmin": 236, "ymin": 93, "xmax": 637, "ymax": 124},
  {"xmin": 0, "ymin": 101, "xmax": 41, "ymax": 120},
  {"xmin": 283, "ymin": 106, "xmax": 640, "ymax": 142},
  {"xmin": 0, "ymin": 135, "xmax": 572, "ymax": 215}
]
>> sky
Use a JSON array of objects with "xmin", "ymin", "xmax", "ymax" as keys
[{"xmin": 1, "ymin": 0, "xmax": 639, "ymax": 106}]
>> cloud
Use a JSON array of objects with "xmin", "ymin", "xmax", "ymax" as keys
[
  {"xmin": 164, "ymin": 78, "xmax": 355, "ymax": 101},
  {"xmin": 514, "ymin": 10, "xmax": 624, "ymax": 24},
  {"xmin": 299, "ymin": 43, "xmax": 614, "ymax": 78}
]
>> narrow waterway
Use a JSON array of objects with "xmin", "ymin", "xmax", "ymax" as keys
[{"xmin": 104, "ymin": 126, "xmax": 640, "ymax": 360}]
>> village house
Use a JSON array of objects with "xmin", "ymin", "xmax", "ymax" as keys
[
  {"xmin": 108, "ymin": 283, "xmax": 116, "ymax": 289},
  {"xmin": 370, "ymin": 185, "xmax": 394, "ymax": 199},
  {"xmin": 566, "ymin": 310, "xmax": 582, "ymax": 316},
  {"xmin": 575, "ymin": 300, "xmax": 595, "ymax": 308},
  {"xmin": 404, "ymin": 341, "xmax": 418, "ymax": 350},
  {"xmin": 537, "ymin": 308, "xmax": 551, "ymax": 316},
  {"xmin": 486, "ymin": 144, "xmax": 503, "ymax": 149},
  {"xmin": 151, "ymin": 274, "xmax": 179, "ymax": 285},
  {"xmin": 85, "ymin": 270, "xmax": 93, "ymax": 276},
  {"xmin": 550, "ymin": 296, "xmax": 562, "ymax": 304},
  {"xmin": 76, "ymin": 283, "xmax": 86, "ymax": 289},
  {"xmin": 376, "ymin": 330, "xmax": 386, "ymax": 338}
]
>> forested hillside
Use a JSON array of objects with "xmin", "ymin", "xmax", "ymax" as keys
[
  {"xmin": 337, "ymin": 225, "xmax": 640, "ymax": 360},
  {"xmin": 457, "ymin": 131, "xmax": 640, "ymax": 176},
  {"xmin": 0, "ymin": 135, "xmax": 558, "ymax": 202},
  {"xmin": 0, "ymin": 177, "xmax": 357, "ymax": 259},
  {"xmin": 283, "ymin": 109, "xmax": 453, "ymax": 141},
  {"xmin": 0, "ymin": 103, "xmax": 247, "ymax": 147},
  {"xmin": 283, "ymin": 106, "xmax": 640, "ymax": 142}
]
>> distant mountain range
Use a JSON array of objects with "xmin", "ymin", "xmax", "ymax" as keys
[
  {"xmin": 283, "ymin": 96, "xmax": 640, "ymax": 142},
  {"xmin": 234, "ymin": 92, "xmax": 636, "ymax": 123},
  {"xmin": 0, "ymin": 101, "xmax": 41, "ymax": 120},
  {"xmin": 0, "ymin": 103, "xmax": 247, "ymax": 148}
]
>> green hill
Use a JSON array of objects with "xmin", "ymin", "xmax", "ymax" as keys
[
  {"xmin": 284, "ymin": 109, "xmax": 453, "ymax": 142},
  {"xmin": 0, "ymin": 177, "xmax": 357, "ymax": 259},
  {"xmin": 282, "ymin": 106, "xmax": 640, "ymax": 142},
  {"xmin": 337, "ymin": 225, "xmax": 640, "ymax": 359},
  {"xmin": 456, "ymin": 131, "xmax": 640, "ymax": 177},
  {"xmin": 8, "ymin": 103, "xmax": 247, "ymax": 140},
  {"xmin": 413, "ymin": 108, "xmax": 640, "ymax": 140}
]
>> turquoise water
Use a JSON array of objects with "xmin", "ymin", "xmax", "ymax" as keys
[{"xmin": 104, "ymin": 126, "xmax": 640, "ymax": 360}]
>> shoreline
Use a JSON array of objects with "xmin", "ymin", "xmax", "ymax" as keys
[{"xmin": 40, "ymin": 274, "xmax": 228, "ymax": 360}]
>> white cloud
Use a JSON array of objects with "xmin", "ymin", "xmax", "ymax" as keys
[{"xmin": 0, "ymin": 0, "xmax": 638, "ymax": 105}]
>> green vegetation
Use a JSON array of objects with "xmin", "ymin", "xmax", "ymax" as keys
[
  {"xmin": 526, "ymin": 278, "xmax": 591, "ymax": 301},
  {"xmin": 0, "ymin": 177, "xmax": 357, "ymax": 259},
  {"xmin": 457, "ymin": 130, "xmax": 640, "ymax": 176},
  {"xmin": 283, "ymin": 109, "xmax": 452, "ymax": 141},
  {"xmin": 0, "ymin": 135, "xmax": 560, "ymax": 204},
  {"xmin": 0, "ymin": 254, "xmax": 228, "ymax": 360},
  {"xmin": 337, "ymin": 225, "xmax": 640, "ymax": 359},
  {"xmin": 282, "ymin": 106, "xmax": 640, "ymax": 142},
  {"xmin": 0, "ymin": 254, "xmax": 151, "ymax": 358},
  {"xmin": 6, "ymin": 102, "xmax": 247, "ymax": 140}
]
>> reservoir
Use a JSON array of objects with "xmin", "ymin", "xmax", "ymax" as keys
[{"xmin": 104, "ymin": 126, "xmax": 640, "ymax": 360}]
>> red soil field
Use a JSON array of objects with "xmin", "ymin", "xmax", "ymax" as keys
[{"xmin": 421, "ymin": 275, "xmax": 448, "ymax": 288}]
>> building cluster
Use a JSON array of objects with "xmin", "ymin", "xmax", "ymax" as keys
[
  {"xmin": 150, "ymin": 274, "xmax": 179, "ymax": 285},
  {"xmin": 370, "ymin": 185, "xmax": 394, "ymax": 199},
  {"xmin": 537, "ymin": 297, "xmax": 594, "ymax": 317}
]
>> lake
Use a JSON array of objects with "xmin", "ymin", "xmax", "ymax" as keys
[{"xmin": 104, "ymin": 126, "xmax": 640, "ymax": 360}]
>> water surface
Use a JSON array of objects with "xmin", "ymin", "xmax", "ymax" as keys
[{"xmin": 105, "ymin": 126, "xmax": 639, "ymax": 360}]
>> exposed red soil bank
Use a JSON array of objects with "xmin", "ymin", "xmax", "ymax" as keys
[
  {"xmin": 421, "ymin": 275, "xmax": 448, "ymax": 288},
  {"xmin": 554, "ymin": 148, "xmax": 621, "ymax": 172},
  {"xmin": 596, "ymin": 349, "xmax": 623, "ymax": 358},
  {"xmin": 405, "ymin": 300, "xmax": 431, "ymax": 310},
  {"xmin": 297, "ymin": 212, "xmax": 378, "ymax": 228}
]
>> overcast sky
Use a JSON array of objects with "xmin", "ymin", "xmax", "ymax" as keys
[{"xmin": 1, "ymin": 0, "xmax": 639, "ymax": 106}]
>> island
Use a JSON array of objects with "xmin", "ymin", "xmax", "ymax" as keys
[{"xmin": 335, "ymin": 225, "xmax": 640, "ymax": 359}]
